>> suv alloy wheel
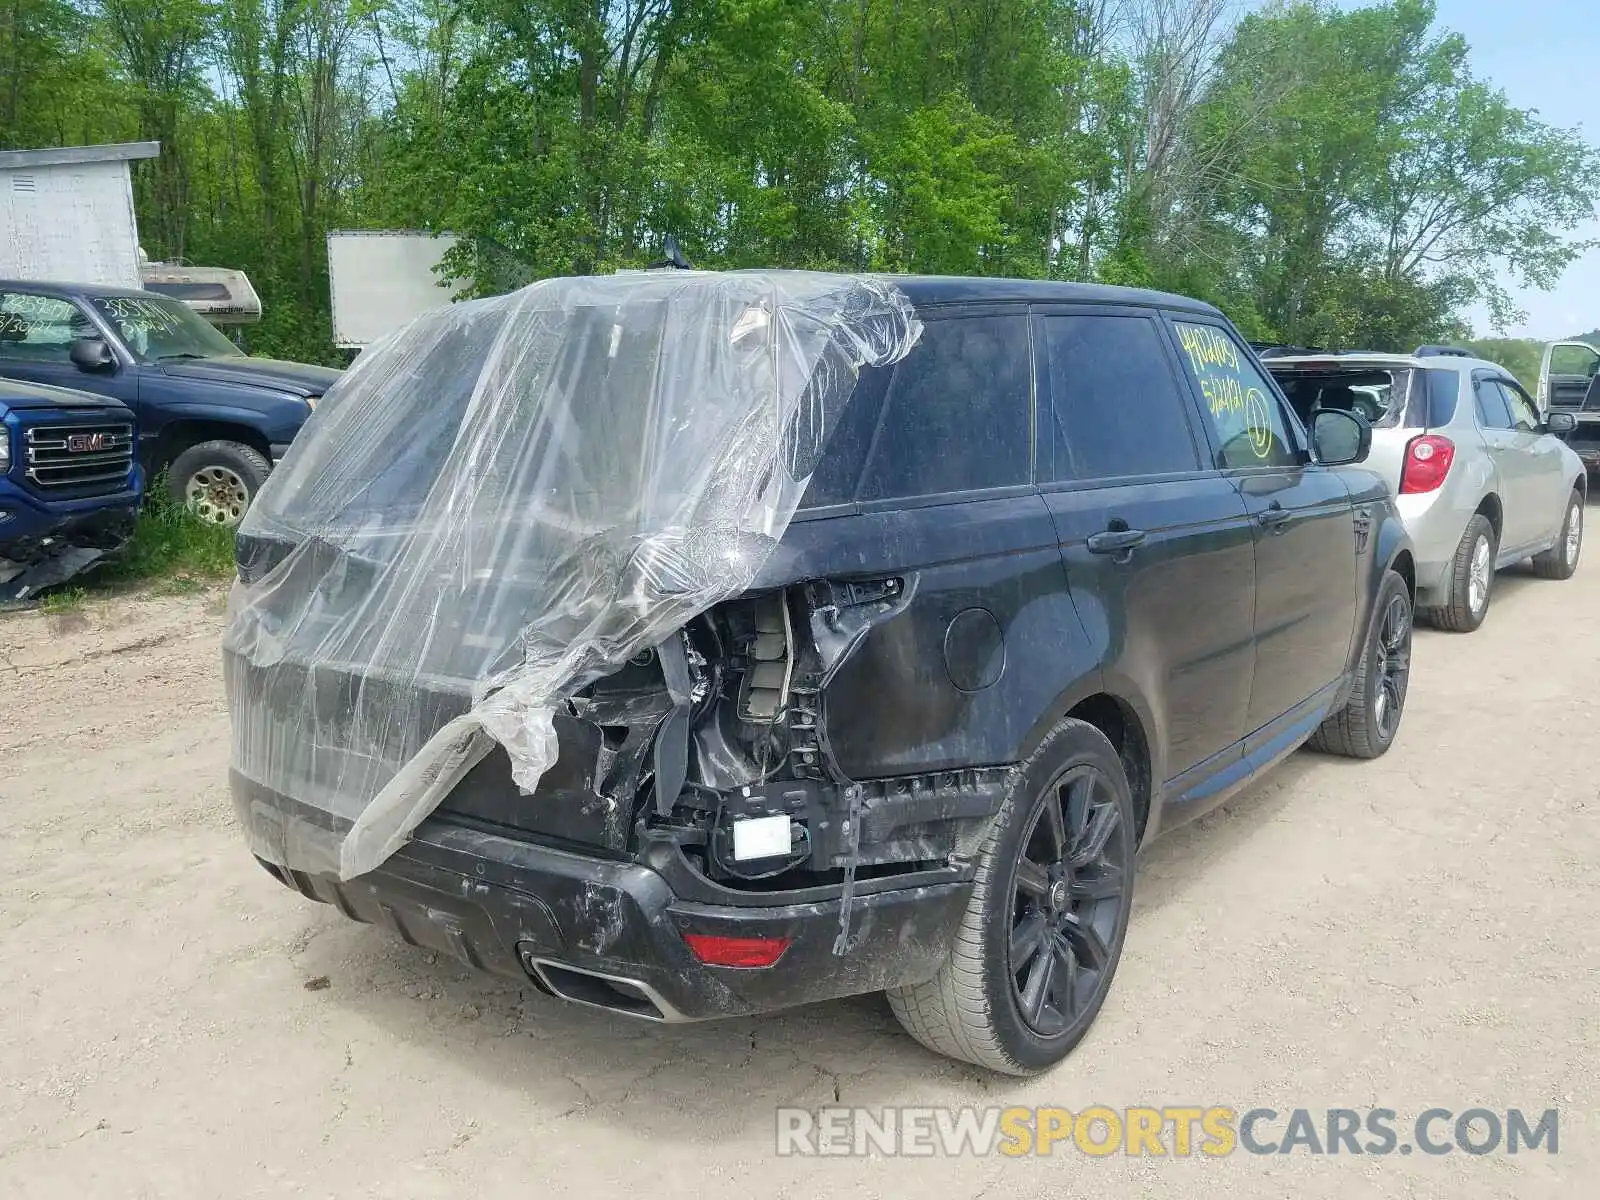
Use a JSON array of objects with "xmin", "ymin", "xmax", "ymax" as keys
[{"xmin": 886, "ymin": 718, "xmax": 1137, "ymax": 1074}]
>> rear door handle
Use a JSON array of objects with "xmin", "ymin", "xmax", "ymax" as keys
[
  {"xmin": 1256, "ymin": 503, "xmax": 1291, "ymax": 532},
  {"xmin": 1087, "ymin": 528, "xmax": 1147, "ymax": 555}
]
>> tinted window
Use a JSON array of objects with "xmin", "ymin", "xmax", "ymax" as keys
[
  {"xmin": 1040, "ymin": 313, "xmax": 1200, "ymax": 481},
  {"xmin": 1171, "ymin": 320, "xmax": 1299, "ymax": 468},
  {"xmin": 798, "ymin": 369, "xmax": 887, "ymax": 508},
  {"xmin": 0, "ymin": 292, "xmax": 94, "ymax": 363},
  {"xmin": 1499, "ymin": 380, "xmax": 1538, "ymax": 431},
  {"xmin": 1411, "ymin": 367, "xmax": 1460, "ymax": 428},
  {"xmin": 1474, "ymin": 377, "xmax": 1514, "ymax": 429},
  {"xmin": 857, "ymin": 314, "xmax": 1031, "ymax": 500}
]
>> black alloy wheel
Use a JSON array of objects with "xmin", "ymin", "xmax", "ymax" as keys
[{"xmin": 1007, "ymin": 762, "xmax": 1129, "ymax": 1036}]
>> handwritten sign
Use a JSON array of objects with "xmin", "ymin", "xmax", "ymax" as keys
[
  {"xmin": 94, "ymin": 296, "xmax": 186, "ymax": 337},
  {"xmin": 1174, "ymin": 322, "xmax": 1278, "ymax": 462},
  {"xmin": 0, "ymin": 295, "xmax": 79, "ymax": 342}
]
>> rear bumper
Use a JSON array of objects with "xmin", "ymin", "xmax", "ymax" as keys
[
  {"xmin": 234, "ymin": 771, "xmax": 972, "ymax": 1021},
  {"xmin": 1394, "ymin": 487, "xmax": 1467, "ymax": 600}
]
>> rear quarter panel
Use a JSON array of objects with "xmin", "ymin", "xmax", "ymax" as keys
[
  {"xmin": 756, "ymin": 495, "xmax": 1101, "ymax": 779},
  {"xmin": 1391, "ymin": 417, "xmax": 1495, "ymax": 589}
]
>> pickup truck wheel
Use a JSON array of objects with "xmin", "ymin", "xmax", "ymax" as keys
[
  {"xmin": 1530, "ymin": 489, "xmax": 1583, "ymax": 580},
  {"xmin": 1421, "ymin": 514, "xmax": 1495, "ymax": 632},
  {"xmin": 1308, "ymin": 569, "xmax": 1411, "ymax": 759},
  {"xmin": 167, "ymin": 441, "xmax": 271, "ymax": 527},
  {"xmin": 886, "ymin": 718, "xmax": 1136, "ymax": 1075}
]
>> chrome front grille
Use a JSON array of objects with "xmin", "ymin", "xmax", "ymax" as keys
[{"xmin": 24, "ymin": 422, "xmax": 135, "ymax": 490}]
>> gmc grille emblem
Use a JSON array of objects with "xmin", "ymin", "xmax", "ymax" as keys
[{"xmin": 67, "ymin": 433, "xmax": 109, "ymax": 453}]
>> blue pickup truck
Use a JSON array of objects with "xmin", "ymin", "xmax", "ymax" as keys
[
  {"xmin": 1, "ymin": 377, "xmax": 143, "ymax": 601},
  {"xmin": 0, "ymin": 280, "xmax": 339, "ymax": 525}
]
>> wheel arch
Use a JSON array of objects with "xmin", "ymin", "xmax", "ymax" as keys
[
  {"xmin": 1388, "ymin": 546, "xmax": 1416, "ymax": 606},
  {"xmin": 1474, "ymin": 491, "xmax": 1503, "ymax": 541},
  {"xmin": 154, "ymin": 419, "xmax": 273, "ymax": 475},
  {"xmin": 1019, "ymin": 680, "xmax": 1156, "ymax": 846}
]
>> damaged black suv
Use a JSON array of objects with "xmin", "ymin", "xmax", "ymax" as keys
[{"xmin": 225, "ymin": 272, "xmax": 1414, "ymax": 1075}]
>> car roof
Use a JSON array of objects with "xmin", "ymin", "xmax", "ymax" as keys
[
  {"xmin": 872, "ymin": 274, "xmax": 1223, "ymax": 315},
  {"xmin": 0, "ymin": 278, "xmax": 158, "ymax": 300},
  {"xmin": 714, "ymin": 270, "xmax": 1225, "ymax": 316}
]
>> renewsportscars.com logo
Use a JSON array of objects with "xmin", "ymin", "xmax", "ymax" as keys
[{"xmin": 775, "ymin": 1106, "xmax": 1560, "ymax": 1158}]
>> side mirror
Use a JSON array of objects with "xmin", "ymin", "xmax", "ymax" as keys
[
  {"xmin": 69, "ymin": 337, "xmax": 115, "ymax": 373},
  {"xmin": 1545, "ymin": 410, "xmax": 1578, "ymax": 435},
  {"xmin": 1311, "ymin": 408, "xmax": 1371, "ymax": 466}
]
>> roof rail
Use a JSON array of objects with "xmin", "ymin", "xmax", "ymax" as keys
[
  {"xmin": 1251, "ymin": 342, "xmax": 1324, "ymax": 358},
  {"xmin": 1413, "ymin": 344, "xmax": 1474, "ymax": 358}
]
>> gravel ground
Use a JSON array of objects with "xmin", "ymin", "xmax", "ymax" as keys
[{"xmin": 2, "ymin": 537, "xmax": 1596, "ymax": 1199}]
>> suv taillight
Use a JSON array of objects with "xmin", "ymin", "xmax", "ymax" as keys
[{"xmin": 1399, "ymin": 434, "xmax": 1454, "ymax": 494}]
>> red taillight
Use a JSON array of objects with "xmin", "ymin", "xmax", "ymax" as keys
[
  {"xmin": 682, "ymin": 932, "xmax": 792, "ymax": 968},
  {"xmin": 1399, "ymin": 434, "xmax": 1455, "ymax": 494}
]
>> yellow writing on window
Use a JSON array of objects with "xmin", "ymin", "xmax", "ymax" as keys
[
  {"xmin": 1178, "ymin": 323, "xmax": 1275, "ymax": 460},
  {"xmin": 1176, "ymin": 323, "xmax": 1240, "ymax": 375}
]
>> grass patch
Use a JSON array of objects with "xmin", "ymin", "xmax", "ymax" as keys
[
  {"xmin": 38, "ymin": 586, "xmax": 88, "ymax": 613},
  {"xmin": 100, "ymin": 488, "xmax": 237, "ymax": 587},
  {"xmin": 10, "ymin": 477, "xmax": 237, "ymax": 607}
]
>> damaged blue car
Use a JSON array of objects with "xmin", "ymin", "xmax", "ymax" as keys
[{"xmin": 1, "ymin": 377, "xmax": 142, "ymax": 603}]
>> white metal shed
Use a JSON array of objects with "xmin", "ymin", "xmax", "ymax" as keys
[{"xmin": 0, "ymin": 141, "xmax": 159, "ymax": 288}]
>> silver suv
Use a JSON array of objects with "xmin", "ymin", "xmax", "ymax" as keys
[{"xmin": 1262, "ymin": 346, "xmax": 1587, "ymax": 631}]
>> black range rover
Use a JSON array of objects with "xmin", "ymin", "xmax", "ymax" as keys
[{"xmin": 225, "ymin": 272, "xmax": 1414, "ymax": 1075}]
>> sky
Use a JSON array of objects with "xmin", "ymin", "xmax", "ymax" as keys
[{"xmin": 1428, "ymin": 0, "xmax": 1598, "ymax": 339}]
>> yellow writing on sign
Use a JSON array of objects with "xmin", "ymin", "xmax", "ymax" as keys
[{"xmin": 1176, "ymin": 322, "xmax": 1275, "ymax": 460}]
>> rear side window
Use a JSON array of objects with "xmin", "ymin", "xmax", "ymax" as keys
[
  {"xmin": 798, "ymin": 368, "xmax": 887, "ymax": 509},
  {"xmin": 856, "ymin": 314, "xmax": 1031, "ymax": 501},
  {"xmin": 1411, "ymin": 368, "xmax": 1460, "ymax": 428},
  {"xmin": 1038, "ymin": 313, "xmax": 1201, "ymax": 481},
  {"xmin": 1474, "ymin": 377, "xmax": 1515, "ymax": 429}
]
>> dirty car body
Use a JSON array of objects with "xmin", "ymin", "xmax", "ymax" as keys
[
  {"xmin": 0, "ymin": 377, "xmax": 142, "ymax": 601},
  {"xmin": 226, "ymin": 272, "xmax": 1414, "ymax": 1073}
]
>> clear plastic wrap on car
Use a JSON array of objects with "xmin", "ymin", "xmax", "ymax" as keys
[{"xmin": 222, "ymin": 270, "xmax": 922, "ymax": 880}]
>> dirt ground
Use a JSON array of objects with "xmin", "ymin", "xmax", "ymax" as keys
[{"xmin": 2, "ymin": 538, "xmax": 1597, "ymax": 1200}]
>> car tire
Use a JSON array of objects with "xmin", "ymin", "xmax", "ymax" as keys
[
  {"xmin": 885, "ymin": 717, "xmax": 1137, "ymax": 1075},
  {"xmin": 1308, "ymin": 569, "xmax": 1411, "ymax": 760},
  {"xmin": 1421, "ymin": 514, "xmax": 1496, "ymax": 632},
  {"xmin": 1530, "ymin": 489, "xmax": 1583, "ymax": 580},
  {"xmin": 166, "ymin": 440, "xmax": 271, "ymax": 527}
]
